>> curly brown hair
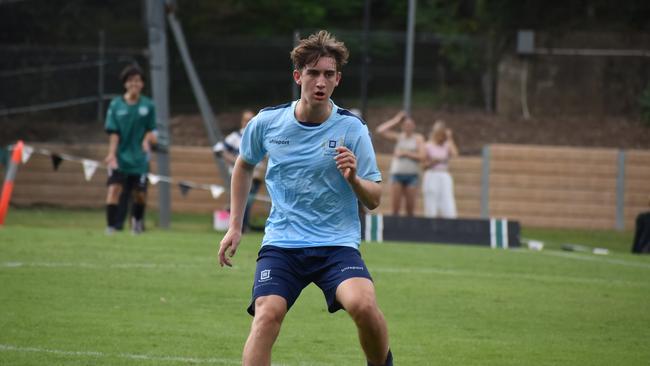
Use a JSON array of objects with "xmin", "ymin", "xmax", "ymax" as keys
[{"xmin": 290, "ymin": 30, "xmax": 349, "ymax": 72}]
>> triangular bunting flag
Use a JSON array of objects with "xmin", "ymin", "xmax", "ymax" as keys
[
  {"xmin": 82, "ymin": 159, "xmax": 99, "ymax": 181},
  {"xmin": 210, "ymin": 185, "xmax": 225, "ymax": 199},
  {"xmin": 51, "ymin": 154, "xmax": 63, "ymax": 171},
  {"xmin": 21, "ymin": 145, "xmax": 34, "ymax": 164},
  {"xmin": 179, "ymin": 181, "xmax": 192, "ymax": 197},
  {"xmin": 148, "ymin": 173, "xmax": 160, "ymax": 185}
]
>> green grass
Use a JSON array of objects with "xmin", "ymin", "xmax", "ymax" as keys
[{"xmin": 1, "ymin": 208, "xmax": 649, "ymax": 365}]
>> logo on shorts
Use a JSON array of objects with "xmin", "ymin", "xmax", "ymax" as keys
[
  {"xmin": 341, "ymin": 266, "xmax": 364, "ymax": 272},
  {"xmin": 259, "ymin": 269, "xmax": 271, "ymax": 282}
]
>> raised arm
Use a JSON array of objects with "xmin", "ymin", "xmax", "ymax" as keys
[
  {"xmin": 375, "ymin": 111, "xmax": 406, "ymax": 141},
  {"xmin": 447, "ymin": 129, "xmax": 459, "ymax": 158},
  {"xmin": 105, "ymin": 133, "xmax": 119, "ymax": 169}
]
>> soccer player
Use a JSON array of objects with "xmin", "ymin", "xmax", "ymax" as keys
[
  {"xmin": 104, "ymin": 64, "xmax": 156, "ymax": 234},
  {"xmin": 218, "ymin": 30, "xmax": 392, "ymax": 366}
]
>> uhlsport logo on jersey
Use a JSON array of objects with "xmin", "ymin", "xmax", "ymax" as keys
[
  {"xmin": 259, "ymin": 269, "xmax": 271, "ymax": 282},
  {"xmin": 269, "ymin": 137, "xmax": 290, "ymax": 145},
  {"xmin": 138, "ymin": 106, "xmax": 149, "ymax": 116}
]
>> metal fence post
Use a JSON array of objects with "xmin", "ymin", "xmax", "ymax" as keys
[
  {"xmin": 616, "ymin": 150, "xmax": 626, "ymax": 230},
  {"xmin": 97, "ymin": 30, "xmax": 105, "ymax": 124},
  {"xmin": 147, "ymin": 0, "xmax": 172, "ymax": 228},
  {"xmin": 402, "ymin": 0, "xmax": 416, "ymax": 115},
  {"xmin": 481, "ymin": 145, "xmax": 491, "ymax": 218},
  {"xmin": 291, "ymin": 30, "xmax": 300, "ymax": 101}
]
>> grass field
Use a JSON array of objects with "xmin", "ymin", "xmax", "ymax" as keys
[{"xmin": 1, "ymin": 208, "xmax": 649, "ymax": 365}]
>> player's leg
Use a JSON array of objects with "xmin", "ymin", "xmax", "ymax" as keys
[
  {"xmin": 336, "ymin": 278, "xmax": 391, "ymax": 366},
  {"xmin": 390, "ymin": 180, "xmax": 401, "ymax": 216},
  {"xmin": 105, "ymin": 170, "xmax": 124, "ymax": 233},
  {"xmin": 243, "ymin": 295, "xmax": 287, "ymax": 366},
  {"xmin": 439, "ymin": 172, "xmax": 457, "ymax": 218},
  {"xmin": 404, "ymin": 175, "xmax": 418, "ymax": 217},
  {"xmin": 422, "ymin": 171, "xmax": 437, "ymax": 218},
  {"xmin": 244, "ymin": 246, "xmax": 308, "ymax": 365},
  {"xmin": 130, "ymin": 174, "xmax": 148, "ymax": 233},
  {"xmin": 115, "ymin": 185, "xmax": 130, "ymax": 230},
  {"xmin": 315, "ymin": 247, "xmax": 391, "ymax": 366}
]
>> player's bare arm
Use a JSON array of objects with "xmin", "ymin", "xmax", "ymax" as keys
[
  {"xmin": 334, "ymin": 146, "xmax": 381, "ymax": 210},
  {"xmin": 105, "ymin": 133, "xmax": 119, "ymax": 169},
  {"xmin": 218, "ymin": 156, "xmax": 255, "ymax": 267}
]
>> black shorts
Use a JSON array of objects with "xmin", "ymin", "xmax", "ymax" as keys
[
  {"xmin": 248, "ymin": 245, "xmax": 373, "ymax": 316},
  {"xmin": 106, "ymin": 170, "xmax": 148, "ymax": 192}
]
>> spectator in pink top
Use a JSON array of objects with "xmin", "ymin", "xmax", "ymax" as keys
[{"xmin": 422, "ymin": 120, "xmax": 458, "ymax": 218}]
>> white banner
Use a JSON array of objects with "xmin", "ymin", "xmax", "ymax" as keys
[
  {"xmin": 210, "ymin": 185, "xmax": 225, "ymax": 199},
  {"xmin": 81, "ymin": 159, "xmax": 99, "ymax": 181},
  {"xmin": 148, "ymin": 173, "xmax": 160, "ymax": 185},
  {"xmin": 21, "ymin": 145, "xmax": 34, "ymax": 164}
]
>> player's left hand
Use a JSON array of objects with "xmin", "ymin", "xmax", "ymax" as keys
[{"xmin": 334, "ymin": 146, "xmax": 357, "ymax": 183}]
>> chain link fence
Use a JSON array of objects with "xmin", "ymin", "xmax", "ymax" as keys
[{"xmin": 0, "ymin": 29, "xmax": 490, "ymax": 122}]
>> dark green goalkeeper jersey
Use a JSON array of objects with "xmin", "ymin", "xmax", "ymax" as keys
[{"xmin": 104, "ymin": 96, "xmax": 156, "ymax": 175}]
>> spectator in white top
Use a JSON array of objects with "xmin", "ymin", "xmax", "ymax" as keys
[
  {"xmin": 215, "ymin": 110, "xmax": 256, "ymax": 172},
  {"xmin": 214, "ymin": 109, "xmax": 266, "ymax": 231},
  {"xmin": 376, "ymin": 111, "xmax": 425, "ymax": 216},
  {"xmin": 422, "ymin": 120, "xmax": 458, "ymax": 218}
]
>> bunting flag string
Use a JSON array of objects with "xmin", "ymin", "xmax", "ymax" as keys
[
  {"xmin": 51, "ymin": 154, "xmax": 63, "ymax": 171},
  {"xmin": 5, "ymin": 143, "xmax": 270, "ymax": 203},
  {"xmin": 21, "ymin": 145, "xmax": 34, "ymax": 164},
  {"xmin": 82, "ymin": 159, "xmax": 99, "ymax": 181},
  {"xmin": 178, "ymin": 181, "xmax": 192, "ymax": 197},
  {"xmin": 147, "ymin": 173, "xmax": 160, "ymax": 185},
  {"xmin": 210, "ymin": 184, "xmax": 225, "ymax": 199}
]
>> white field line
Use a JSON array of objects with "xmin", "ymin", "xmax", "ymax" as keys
[
  {"xmin": 536, "ymin": 250, "xmax": 650, "ymax": 269},
  {"xmin": 3, "ymin": 256, "xmax": 647, "ymax": 287},
  {"xmin": 0, "ymin": 261, "xmax": 232, "ymax": 270},
  {"xmin": 371, "ymin": 265, "xmax": 649, "ymax": 288},
  {"xmin": 0, "ymin": 344, "xmax": 240, "ymax": 365}
]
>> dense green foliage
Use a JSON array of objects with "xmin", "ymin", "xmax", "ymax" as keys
[
  {"xmin": 1, "ymin": 208, "xmax": 649, "ymax": 365},
  {"xmin": 2, "ymin": 0, "xmax": 649, "ymax": 45}
]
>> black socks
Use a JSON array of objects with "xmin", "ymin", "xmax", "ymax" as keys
[
  {"xmin": 106, "ymin": 204, "xmax": 119, "ymax": 228},
  {"xmin": 368, "ymin": 349, "xmax": 392, "ymax": 366},
  {"xmin": 132, "ymin": 203, "xmax": 145, "ymax": 221}
]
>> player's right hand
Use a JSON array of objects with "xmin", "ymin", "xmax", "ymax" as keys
[
  {"xmin": 218, "ymin": 228, "xmax": 241, "ymax": 267},
  {"xmin": 104, "ymin": 154, "xmax": 118, "ymax": 169}
]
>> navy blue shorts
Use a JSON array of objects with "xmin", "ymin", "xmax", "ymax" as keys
[{"xmin": 247, "ymin": 245, "xmax": 373, "ymax": 316}]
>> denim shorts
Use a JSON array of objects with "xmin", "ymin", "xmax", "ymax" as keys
[
  {"xmin": 391, "ymin": 173, "xmax": 419, "ymax": 187},
  {"xmin": 247, "ymin": 245, "xmax": 373, "ymax": 316}
]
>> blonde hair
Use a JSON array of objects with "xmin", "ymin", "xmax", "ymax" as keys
[
  {"xmin": 290, "ymin": 30, "xmax": 349, "ymax": 71},
  {"xmin": 430, "ymin": 120, "xmax": 447, "ymax": 141}
]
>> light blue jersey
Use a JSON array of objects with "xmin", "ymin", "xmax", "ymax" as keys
[{"xmin": 240, "ymin": 100, "xmax": 382, "ymax": 249}]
